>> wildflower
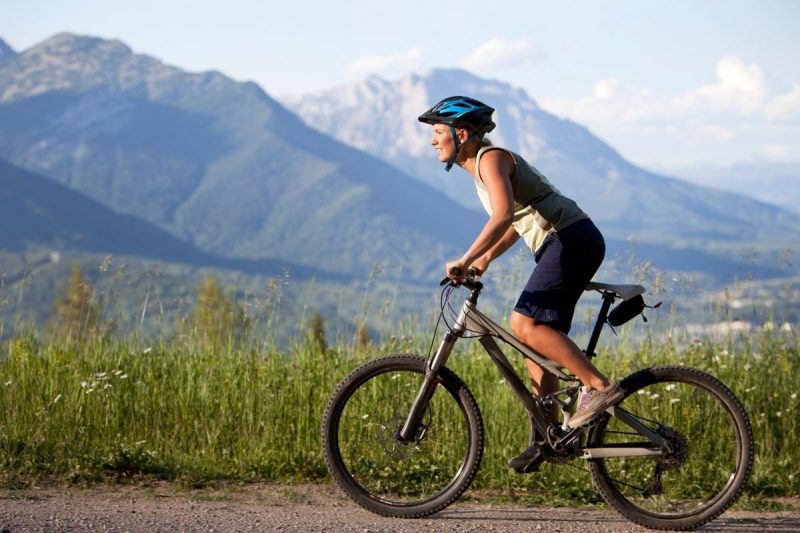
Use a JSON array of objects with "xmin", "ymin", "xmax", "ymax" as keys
[
  {"xmin": 776, "ymin": 411, "xmax": 783, "ymax": 417},
  {"xmin": 4, "ymin": 380, "xmax": 11, "ymax": 386},
  {"xmin": 665, "ymin": 384, "xmax": 677, "ymax": 392},
  {"xmin": 120, "ymin": 374, "xmax": 128, "ymax": 380},
  {"xmin": 143, "ymin": 347, "xmax": 152, "ymax": 354},
  {"xmin": 104, "ymin": 384, "xmax": 112, "ymax": 390},
  {"xmin": 80, "ymin": 381, "xmax": 89, "ymax": 388},
  {"xmin": 53, "ymin": 394, "xmax": 62, "ymax": 404},
  {"xmin": 791, "ymin": 393, "xmax": 797, "ymax": 400},
  {"xmin": 361, "ymin": 414, "xmax": 369, "ymax": 419},
  {"xmin": 670, "ymin": 398, "xmax": 680, "ymax": 404}
]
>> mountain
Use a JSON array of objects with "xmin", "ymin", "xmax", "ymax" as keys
[
  {"xmin": 283, "ymin": 69, "xmax": 800, "ymax": 266},
  {"xmin": 0, "ymin": 33, "xmax": 480, "ymax": 280},
  {"xmin": 663, "ymin": 161, "xmax": 800, "ymax": 215},
  {"xmin": 0, "ymin": 38, "xmax": 15, "ymax": 65},
  {"xmin": 0, "ymin": 156, "xmax": 344, "ymax": 279}
]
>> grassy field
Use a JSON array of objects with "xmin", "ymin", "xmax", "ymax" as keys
[{"xmin": 1, "ymin": 323, "xmax": 798, "ymax": 506}]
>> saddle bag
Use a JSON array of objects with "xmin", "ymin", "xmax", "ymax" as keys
[{"xmin": 607, "ymin": 294, "xmax": 647, "ymax": 327}]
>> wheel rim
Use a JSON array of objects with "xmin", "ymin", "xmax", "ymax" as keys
[
  {"xmin": 591, "ymin": 376, "xmax": 746, "ymax": 518},
  {"xmin": 331, "ymin": 366, "xmax": 473, "ymax": 507}
]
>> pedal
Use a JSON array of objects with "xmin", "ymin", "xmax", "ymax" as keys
[{"xmin": 512, "ymin": 454, "xmax": 546, "ymax": 474}]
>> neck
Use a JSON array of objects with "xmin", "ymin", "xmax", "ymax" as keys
[{"xmin": 456, "ymin": 142, "xmax": 480, "ymax": 175}]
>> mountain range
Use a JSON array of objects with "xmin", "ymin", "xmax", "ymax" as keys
[
  {"xmin": 1, "ymin": 33, "xmax": 798, "ymax": 291},
  {"xmin": 283, "ymin": 69, "xmax": 800, "ymax": 257},
  {"xmin": 0, "ymin": 33, "xmax": 481, "ymax": 281}
]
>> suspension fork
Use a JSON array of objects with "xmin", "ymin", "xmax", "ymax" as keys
[{"xmin": 397, "ymin": 331, "xmax": 458, "ymax": 442}]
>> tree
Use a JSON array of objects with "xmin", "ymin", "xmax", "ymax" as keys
[
  {"xmin": 189, "ymin": 275, "xmax": 250, "ymax": 350},
  {"xmin": 306, "ymin": 310, "xmax": 327, "ymax": 354},
  {"xmin": 52, "ymin": 263, "xmax": 105, "ymax": 341}
]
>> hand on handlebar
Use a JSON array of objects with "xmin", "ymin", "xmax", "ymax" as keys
[{"xmin": 440, "ymin": 262, "xmax": 483, "ymax": 287}]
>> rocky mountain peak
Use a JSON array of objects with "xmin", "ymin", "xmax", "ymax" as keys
[{"xmin": 0, "ymin": 37, "xmax": 16, "ymax": 59}]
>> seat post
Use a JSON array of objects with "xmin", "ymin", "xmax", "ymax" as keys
[{"xmin": 585, "ymin": 292, "xmax": 615, "ymax": 359}]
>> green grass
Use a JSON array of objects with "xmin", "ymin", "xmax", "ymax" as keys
[{"xmin": 1, "ymin": 326, "xmax": 798, "ymax": 504}]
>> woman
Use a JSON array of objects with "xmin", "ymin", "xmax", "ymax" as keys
[{"xmin": 418, "ymin": 96, "xmax": 623, "ymax": 470}]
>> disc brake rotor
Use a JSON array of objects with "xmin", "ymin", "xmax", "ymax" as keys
[{"xmin": 376, "ymin": 415, "xmax": 425, "ymax": 461}]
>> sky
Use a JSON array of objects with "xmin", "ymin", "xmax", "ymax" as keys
[{"xmin": 2, "ymin": 0, "xmax": 799, "ymax": 172}]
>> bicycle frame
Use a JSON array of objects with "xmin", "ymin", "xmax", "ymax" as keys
[{"xmin": 399, "ymin": 282, "xmax": 670, "ymax": 459}]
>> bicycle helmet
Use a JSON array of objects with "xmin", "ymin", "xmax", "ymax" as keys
[{"xmin": 419, "ymin": 96, "xmax": 496, "ymax": 171}]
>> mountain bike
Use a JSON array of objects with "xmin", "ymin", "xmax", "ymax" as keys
[{"xmin": 322, "ymin": 270, "xmax": 754, "ymax": 531}]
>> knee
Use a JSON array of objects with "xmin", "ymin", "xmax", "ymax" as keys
[{"xmin": 509, "ymin": 312, "xmax": 533, "ymax": 338}]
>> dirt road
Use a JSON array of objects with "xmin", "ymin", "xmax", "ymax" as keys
[{"xmin": 1, "ymin": 483, "xmax": 798, "ymax": 532}]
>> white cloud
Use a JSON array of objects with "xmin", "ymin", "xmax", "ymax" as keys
[
  {"xmin": 765, "ymin": 85, "xmax": 800, "ymax": 120},
  {"xmin": 675, "ymin": 56, "xmax": 767, "ymax": 116},
  {"xmin": 593, "ymin": 78, "xmax": 620, "ymax": 99},
  {"xmin": 541, "ymin": 55, "xmax": 800, "ymax": 166},
  {"xmin": 345, "ymin": 48, "xmax": 423, "ymax": 78},
  {"xmin": 459, "ymin": 38, "xmax": 541, "ymax": 71}
]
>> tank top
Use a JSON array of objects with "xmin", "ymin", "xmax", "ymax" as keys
[{"xmin": 474, "ymin": 146, "xmax": 588, "ymax": 253}]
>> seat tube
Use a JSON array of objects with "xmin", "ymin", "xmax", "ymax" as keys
[{"xmin": 585, "ymin": 293, "xmax": 614, "ymax": 358}]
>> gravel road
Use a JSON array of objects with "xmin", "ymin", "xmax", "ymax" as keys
[{"xmin": 1, "ymin": 483, "xmax": 798, "ymax": 532}]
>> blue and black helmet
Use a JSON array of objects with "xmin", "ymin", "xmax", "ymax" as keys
[
  {"xmin": 418, "ymin": 96, "xmax": 496, "ymax": 135},
  {"xmin": 419, "ymin": 96, "xmax": 496, "ymax": 171}
]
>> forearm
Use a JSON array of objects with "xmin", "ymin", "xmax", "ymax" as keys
[
  {"xmin": 461, "ymin": 214, "xmax": 513, "ymax": 265},
  {"xmin": 483, "ymin": 224, "xmax": 520, "ymax": 262}
]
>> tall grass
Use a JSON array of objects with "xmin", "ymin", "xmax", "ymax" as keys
[{"xmin": 1, "ymin": 325, "xmax": 798, "ymax": 502}]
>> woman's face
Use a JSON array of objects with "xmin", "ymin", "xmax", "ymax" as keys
[{"xmin": 430, "ymin": 124, "xmax": 468, "ymax": 163}]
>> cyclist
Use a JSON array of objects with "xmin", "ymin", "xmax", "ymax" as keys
[{"xmin": 418, "ymin": 96, "xmax": 623, "ymax": 470}]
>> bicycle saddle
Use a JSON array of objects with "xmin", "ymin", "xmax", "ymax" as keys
[{"xmin": 586, "ymin": 282, "xmax": 646, "ymax": 301}]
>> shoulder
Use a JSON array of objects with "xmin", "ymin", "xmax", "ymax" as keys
[{"xmin": 477, "ymin": 147, "xmax": 515, "ymax": 178}]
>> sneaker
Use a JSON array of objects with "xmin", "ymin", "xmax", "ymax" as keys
[
  {"xmin": 507, "ymin": 443, "xmax": 546, "ymax": 472},
  {"xmin": 567, "ymin": 381, "xmax": 624, "ymax": 428}
]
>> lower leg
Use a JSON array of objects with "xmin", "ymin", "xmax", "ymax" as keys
[{"xmin": 524, "ymin": 359, "xmax": 560, "ymax": 423}]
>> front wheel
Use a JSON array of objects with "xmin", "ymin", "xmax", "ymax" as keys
[
  {"xmin": 322, "ymin": 354, "xmax": 484, "ymax": 518},
  {"xmin": 588, "ymin": 365, "xmax": 754, "ymax": 531}
]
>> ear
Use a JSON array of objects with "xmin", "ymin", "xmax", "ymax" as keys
[{"xmin": 456, "ymin": 127, "xmax": 471, "ymax": 143}]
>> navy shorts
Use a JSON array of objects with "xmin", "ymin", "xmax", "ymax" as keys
[{"xmin": 513, "ymin": 218, "xmax": 605, "ymax": 334}]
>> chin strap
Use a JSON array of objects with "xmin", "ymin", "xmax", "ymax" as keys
[
  {"xmin": 444, "ymin": 127, "xmax": 482, "ymax": 172},
  {"xmin": 445, "ymin": 126, "xmax": 461, "ymax": 172}
]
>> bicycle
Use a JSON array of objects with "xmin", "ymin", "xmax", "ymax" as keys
[{"xmin": 322, "ymin": 269, "xmax": 754, "ymax": 531}]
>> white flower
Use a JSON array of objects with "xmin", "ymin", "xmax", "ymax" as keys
[
  {"xmin": 670, "ymin": 398, "xmax": 680, "ymax": 404},
  {"xmin": 665, "ymin": 384, "xmax": 677, "ymax": 391},
  {"xmin": 4, "ymin": 380, "xmax": 11, "ymax": 386}
]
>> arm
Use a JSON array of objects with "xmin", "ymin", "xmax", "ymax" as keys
[
  {"xmin": 471, "ymin": 224, "xmax": 520, "ymax": 274},
  {"xmin": 446, "ymin": 150, "xmax": 516, "ymax": 279}
]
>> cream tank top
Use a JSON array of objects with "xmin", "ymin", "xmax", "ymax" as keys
[{"xmin": 474, "ymin": 146, "xmax": 588, "ymax": 253}]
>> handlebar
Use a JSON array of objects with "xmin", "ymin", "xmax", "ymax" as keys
[{"xmin": 440, "ymin": 267, "xmax": 484, "ymax": 291}]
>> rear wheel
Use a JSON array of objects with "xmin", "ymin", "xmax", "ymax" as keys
[
  {"xmin": 322, "ymin": 354, "xmax": 484, "ymax": 517},
  {"xmin": 588, "ymin": 366, "xmax": 754, "ymax": 530}
]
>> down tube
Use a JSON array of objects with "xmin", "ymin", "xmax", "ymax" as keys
[{"xmin": 478, "ymin": 336, "xmax": 552, "ymax": 432}]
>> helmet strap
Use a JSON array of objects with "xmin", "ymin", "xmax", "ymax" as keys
[
  {"xmin": 445, "ymin": 126, "xmax": 461, "ymax": 172},
  {"xmin": 445, "ymin": 127, "xmax": 483, "ymax": 172}
]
